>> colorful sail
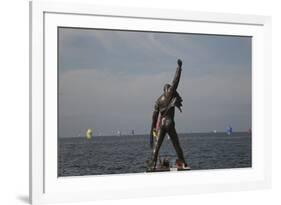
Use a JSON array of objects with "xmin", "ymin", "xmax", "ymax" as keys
[
  {"xmin": 86, "ymin": 128, "xmax": 93, "ymax": 139},
  {"xmin": 226, "ymin": 126, "xmax": 233, "ymax": 135}
]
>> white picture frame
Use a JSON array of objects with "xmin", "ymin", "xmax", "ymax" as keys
[{"xmin": 30, "ymin": 1, "xmax": 272, "ymax": 204}]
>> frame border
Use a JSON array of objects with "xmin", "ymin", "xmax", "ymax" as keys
[{"xmin": 30, "ymin": 1, "xmax": 271, "ymax": 204}]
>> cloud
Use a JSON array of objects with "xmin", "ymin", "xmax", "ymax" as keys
[{"xmin": 59, "ymin": 28, "xmax": 251, "ymax": 76}]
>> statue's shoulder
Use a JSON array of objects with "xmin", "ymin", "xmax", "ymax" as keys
[
  {"xmin": 156, "ymin": 94, "xmax": 168, "ymax": 107},
  {"xmin": 156, "ymin": 94, "xmax": 165, "ymax": 102}
]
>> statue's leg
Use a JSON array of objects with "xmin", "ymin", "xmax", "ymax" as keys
[
  {"xmin": 150, "ymin": 128, "xmax": 166, "ymax": 168},
  {"xmin": 168, "ymin": 126, "xmax": 187, "ymax": 166}
]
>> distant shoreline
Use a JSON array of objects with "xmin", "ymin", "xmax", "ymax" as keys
[{"xmin": 58, "ymin": 131, "xmax": 251, "ymax": 139}]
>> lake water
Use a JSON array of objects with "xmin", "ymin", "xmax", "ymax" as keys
[{"xmin": 58, "ymin": 132, "xmax": 251, "ymax": 176}]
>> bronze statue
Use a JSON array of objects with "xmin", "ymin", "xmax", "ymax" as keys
[{"xmin": 148, "ymin": 59, "xmax": 188, "ymax": 170}]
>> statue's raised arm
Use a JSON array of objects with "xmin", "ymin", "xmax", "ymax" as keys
[{"xmin": 170, "ymin": 59, "xmax": 182, "ymax": 93}]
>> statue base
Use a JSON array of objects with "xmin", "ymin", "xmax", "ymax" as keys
[
  {"xmin": 146, "ymin": 166, "xmax": 191, "ymax": 172},
  {"xmin": 146, "ymin": 157, "xmax": 191, "ymax": 172}
]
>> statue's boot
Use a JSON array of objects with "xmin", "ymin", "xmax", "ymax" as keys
[{"xmin": 147, "ymin": 159, "xmax": 156, "ymax": 171}]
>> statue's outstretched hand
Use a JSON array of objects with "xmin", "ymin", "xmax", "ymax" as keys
[{"xmin": 177, "ymin": 59, "xmax": 182, "ymax": 68}]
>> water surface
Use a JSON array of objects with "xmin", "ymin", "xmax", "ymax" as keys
[{"xmin": 58, "ymin": 132, "xmax": 251, "ymax": 176}]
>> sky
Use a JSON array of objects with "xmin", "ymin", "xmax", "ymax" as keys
[{"xmin": 58, "ymin": 27, "xmax": 252, "ymax": 137}]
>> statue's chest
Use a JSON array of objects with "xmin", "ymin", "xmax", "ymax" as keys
[{"xmin": 158, "ymin": 96, "xmax": 170, "ymax": 108}]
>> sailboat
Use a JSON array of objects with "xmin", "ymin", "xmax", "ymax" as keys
[
  {"xmin": 226, "ymin": 126, "xmax": 233, "ymax": 136},
  {"xmin": 86, "ymin": 128, "xmax": 93, "ymax": 140}
]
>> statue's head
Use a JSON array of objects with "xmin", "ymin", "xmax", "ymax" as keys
[{"xmin": 163, "ymin": 84, "xmax": 171, "ymax": 96}]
